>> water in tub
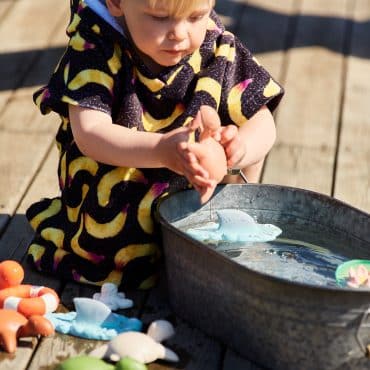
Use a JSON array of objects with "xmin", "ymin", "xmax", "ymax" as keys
[{"xmin": 184, "ymin": 209, "xmax": 348, "ymax": 287}]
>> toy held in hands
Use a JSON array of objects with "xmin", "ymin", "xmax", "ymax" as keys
[
  {"xmin": 89, "ymin": 319, "xmax": 178, "ymax": 364},
  {"xmin": 0, "ymin": 260, "xmax": 59, "ymax": 317},
  {"xmin": 0, "ymin": 309, "xmax": 54, "ymax": 353},
  {"xmin": 189, "ymin": 106, "xmax": 227, "ymax": 204}
]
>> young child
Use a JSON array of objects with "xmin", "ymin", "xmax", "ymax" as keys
[{"xmin": 26, "ymin": 0, "xmax": 284, "ymax": 289}]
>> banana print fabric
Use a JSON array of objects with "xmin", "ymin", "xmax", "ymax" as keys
[{"xmin": 26, "ymin": 0, "xmax": 284, "ymax": 289}]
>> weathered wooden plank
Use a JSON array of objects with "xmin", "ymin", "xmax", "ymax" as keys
[
  {"xmin": 223, "ymin": 350, "xmax": 263, "ymax": 370},
  {"xmin": 143, "ymin": 275, "xmax": 223, "ymax": 370},
  {"xmin": 335, "ymin": 0, "xmax": 370, "ymax": 213},
  {"xmin": 18, "ymin": 146, "xmax": 59, "ymax": 214},
  {"xmin": 0, "ymin": 338, "xmax": 37, "ymax": 370},
  {"xmin": 232, "ymin": 0, "xmax": 297, "ymax": 78},
  {"xmin": 0, "ymin": 150, "xmax": 61, "ymax": 370},
  {"xmin": 214, "ymin": 0, "xmax": 242, "ymax": 32},
  {"xmin": 218, "ymin": 0, "xmax": 296, "ymax": 184},
  {"xmin": 0, "ymin": 0, "xmax": 68, "ymax": 112},
  {"xmin": 0, "ymin": 0, "xmax": 67, "ymax": 52},
  {"xmin": 2, "ymin": 145, "xmax": 59, "ymax": 267},
  {"xmin": 263, "ymin": 0, "xmax": 349, "ymax": 194},
  {"xmin": 0, "ymin": 0, "xmax": 67, "ymax": 222},
  {"xmin": 0, "ymin": 102, "xmax": 58, "ymax": 223},
  {"xmin": 0, "ymin": 131, "xmax": 55, "ymax": 217},
  {"xmin": 0, "ymin": 1, "xmax": 13, "ymax": 20}
]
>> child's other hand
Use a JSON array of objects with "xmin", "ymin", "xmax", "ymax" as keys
[
  {"xmin": 197, "ymin": 105, "xmax": 222, "ymax": 141},
  {"xmin": 219, "ymin": 125, "xmax": 246, "ymax": 168},
  {"xmin": 160, "ymin": 125, "xmax": 213, "ymax": 189}
]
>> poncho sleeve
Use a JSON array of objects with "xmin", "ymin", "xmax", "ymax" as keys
[
  {"xmin": 33, "ymin": 4, "xmax": 123, "ymax": 118},
  {"xmin": 219, "ymin": 34, "xmax": 284, "ymax": 126}
]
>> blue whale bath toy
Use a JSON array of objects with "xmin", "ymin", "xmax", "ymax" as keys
[
  {"xmin": 186, "ymin": 209, "xmax": 282, "ymax": 243},
  {"xmin": 46, "ymin": 297, "xmax": 142, "ymax": 340}
]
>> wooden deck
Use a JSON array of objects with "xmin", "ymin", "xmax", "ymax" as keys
[{"xmin": 0, "ymin": 0, "xmax": 369, "ymax": 369}]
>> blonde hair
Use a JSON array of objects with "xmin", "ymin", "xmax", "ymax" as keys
[{"xmin": 147, "ymin": 0, "xmax": 215, "ymax": 18}]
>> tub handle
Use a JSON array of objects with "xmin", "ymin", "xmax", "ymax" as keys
[
  {"xmin": 227, "ymin": 168, "xmax": 248, "ymax": 183},
  {"xmin": 356, "ymin": 306, "xmax": 370, "ymax": 357}
]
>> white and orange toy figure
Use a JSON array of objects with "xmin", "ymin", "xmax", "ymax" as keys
[{"xmin": 0, "ymin": 260, "xmax": 59, "ymax": 318}]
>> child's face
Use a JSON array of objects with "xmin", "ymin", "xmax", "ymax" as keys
[{"xmin": 109, "ymin": 0, "xmax": 213, "ymax": 72}]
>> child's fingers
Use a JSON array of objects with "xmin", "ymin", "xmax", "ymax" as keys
[
  {"xmin": 187, "ymin": 161, "xmax": 210, "ymax": 180},
  {"xmin": 212, "ymin": 130, "xmax": 222, "ymax": 142},
  {"xmin": 177, "ymin": 141, "xmax": 188, "ymax": 151},
  {"xmin": 183, "ymin": 171, "xmax": 213, "ymax": 190},
  {"xmin": 226, "ymin": 144, "xmax": 245, "ymax": 168},
  {"xmin": 200, "ymin": 105, "xmax": 221, "ymax": 131},
  {"xmin": 220, "ymin": 125, "xmax": 238, "ymax": 145},
  {"xmin": 198, "ymin": 182, "xmax": 217, "ymax": 204},
  {"xmin": 193, "ymin": 175, "xmax": 216, "ymax": 187},
  {"xmin": 188, "ymin": 111, "xmax": 202, "ymax": 132}
]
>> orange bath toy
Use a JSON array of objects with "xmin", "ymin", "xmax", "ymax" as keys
[
  {"xmin": 189, "ymin": 106, "xmax": 227, "ymax": 203},
  {"xmin": 0, "ymin": 309, "xmax": 54, "ymax": 353},
  {"xmin": 0, "ymin": 260, "xmax": 59, "ymax": 317},
  {"xmin": 0, "ymin": 259, "xmax": 24, "ymax": 289}
]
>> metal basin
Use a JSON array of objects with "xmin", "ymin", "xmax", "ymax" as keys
[{"xmin": 157, "ymin": 184, "xmax": 370, "ymax": 370}]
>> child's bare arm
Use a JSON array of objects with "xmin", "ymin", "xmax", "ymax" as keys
[
  {"xmin": 220, "ymin": 105, "xmax": 276, "ymax": 169},
  {"xmin": 69, "ymin": 105, "xmax": 212, "ymax": 187}
]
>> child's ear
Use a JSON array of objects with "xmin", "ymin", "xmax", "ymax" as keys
[{"xmin": 106, "ymin": 0, "xmax": 124, "ymax": 17}]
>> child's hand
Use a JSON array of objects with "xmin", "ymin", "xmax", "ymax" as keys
[
  {"xmin": 196, "ymin": 105, "xmax": 222, "ymax": 141},
  {"xmin": 160, "ymin": 125, "xmax": 214, "ymax": 189},
  {"xmin": 186, "ymin": 106, "xmax": 227, "ymax": 203},
  {"xmin": 219, "ymin": 124, "xmax": 246, "ymax": 168}
]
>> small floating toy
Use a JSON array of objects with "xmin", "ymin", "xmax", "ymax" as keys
[
  {"xmin": 93, "ymin": 283, "xmax": 133, "ymax": 310},
  {"xmin": 0, "ymin": 309, "xmax": 54, "ymax": 353},
  {"xmin": 46, "ymin": 297, "xmax": 142, "ymax": 340},
  {"xmin": 186, "ymin": 209, "xmax": 282, "ymax": 243},
  {"xmin": 335, "ymin": 260, "xmax": 370, "ymax": 288},
  {"xmin": 56, "ymin": 356, "xmax": 147, "ymax": 370},
  {"xmin": 89, "ymin": 319, "xmax": 178, "ymax": 364},
  {"xmin": 0, "ymin": 260, "xmax": 59, "ymax": 317}
]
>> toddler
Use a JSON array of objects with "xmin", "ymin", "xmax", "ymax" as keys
[{"xmin": 26, "ymin": 0, "xmax": 284, "ymax": 289}]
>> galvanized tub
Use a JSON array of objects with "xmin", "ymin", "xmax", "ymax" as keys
[{"xmin": 157, "ymin": 184, "xmax": 370, "ymax": 370}]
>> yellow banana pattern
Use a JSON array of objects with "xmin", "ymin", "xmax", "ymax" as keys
[
  {"xmin": 187, "ymin": 49, "xmax": 202, "ymax": 74},
  {"xmin": 68, "ymin": 156, "xmax": 98, "ymax": 180},
  {"xmin": 29, "ymin": 199, "xmax": 62, "ymax": 231},
  {"xmin": 84, "ymin": 205, "xmax": 128, "ymax": 239},
  {"xmin": 41, "ymin": 227, "xmax": 65, "ymax": 249},
  {"xmin": 107, "ymin": 43, "xmax": 122, "ymax": 75},
  {"xmin": 227, "ymin": 78, "xmax": 253, "ymax": 126},
  {"xmin": 114, "ymin": 243, "xmax": 159, "ymax": 269},
  {"xmin": 67, "ymin": 183, "xmax": 89, "ymax": 223},
  {"xmin": 28, "ymin": 0, "xmax": 283, "ymax": 289},
  {"xmin": 71, "ymin": 216, "xmax": 106, "ymax": 263},
  {"xmin": 138, "ymin": 183, "xmax": 169, "ymax": 234},
  {"xmin": 68, "ymin": 69, "xmax": 114, "ymax": 92},
  {"xmin": 97, "ymin": 167, "xmax": 146, "ymax": 207},
  {"xmin": 70, "ymin": 31, "xmax": 96, "ymax": 51},
  {"xmin": 142, "ymin": 103, "xmax": 184, "ymax": 132}
]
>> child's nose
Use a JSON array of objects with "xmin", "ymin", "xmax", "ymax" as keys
[{"xmin": 168, "ymin": 20, "xmax": 188, "ymax": 41}]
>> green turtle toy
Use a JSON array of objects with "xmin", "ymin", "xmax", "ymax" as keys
[{"xmin": 55, "ymin": 356, "xmax": 147, "ymax": 370}]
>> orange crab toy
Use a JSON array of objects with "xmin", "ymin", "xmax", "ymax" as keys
[
  {"xmin": 0, "ymin": 260, "xmax": 59, "ymax": 318},
  {"xmin": 0, "ymin": 309, "xmax": 54, "ymax": 353},
  {"xmin": 0, "ymin": 260, "xmax": 24, "ymax": 289}
]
